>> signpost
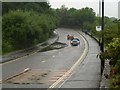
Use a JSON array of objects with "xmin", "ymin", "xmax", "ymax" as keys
[{"xmin": 96, "ymin": 26, "xmax": 101, "ymax": 31}]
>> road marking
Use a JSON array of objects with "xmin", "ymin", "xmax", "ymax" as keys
[
  {"xmin": 2, "ymin": 68, "xmax": 31, "ymax": 83},
  {"xmin": 41, "ymin": 61, "xmax": 45, "ymax": 63},
  {"xmin": 52, "ymin": 56, "xmax": 55, "ymax": 58},
  {"xmin": 0, "ymin": 79, "xmax": 2, "ymax": 83},
  {"xmin": 48, "ymin": 32, "xmax": 89, "ymax": 89},
  {"xmin": 23, "ymin": 68, "xmax": 30, "ymax": 72}
]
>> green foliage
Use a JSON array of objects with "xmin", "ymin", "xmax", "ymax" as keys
[
  {"xmin": 110, "ymin": 74, "xmax": 120, "ymax": 88},
  {"xmin": 115, "ymin": 60, "xmax": 120, "ymax": 74},
  {"xmin": 2, "ymin": 2, "xmax": 50, "ymax": 14},
  {"xmin": 107, "ymin": 38, "xmax": 120, "ymax": 64},
  {"xmin": 2, "ymin": 10, "xmax": 58, "ymax": 53},
  {"xmin": 2, "ymin": 2, "xmax": 59, "ymax": 54},
  {"xmin": 56, "ymin": 6, "xmax": 96, "ymax": 28},
  {"xmin": 100, "ymin": 38, "xmax": 120, "ymax": 88},
  {"xmin": 104, "ymin": 24, "xmax": 118, "ymax": 45}
]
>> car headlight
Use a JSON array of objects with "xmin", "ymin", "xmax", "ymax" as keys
[{"xmin": 77, "ymin": 41, "xmax": 80, "ymax": 43}]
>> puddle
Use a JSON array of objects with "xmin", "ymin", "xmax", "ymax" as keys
[{"xmin": 39, "ymin": 42, "xmax": 68, "ymax": 52}]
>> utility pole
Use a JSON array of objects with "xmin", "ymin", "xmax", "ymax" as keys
[
  {"xmin": 100, "ymin": 0, "xmax": 104, "ymax": 75},
  {"xmin": 118, "ymin": 1, "xmax": 120, "ymax": 35},
  {"xmin": 99, "ymin": 0, "xmax": 101, "ymax": 23},
  {"xmin": 98, "ymin": 0, "xmax": 101, "ymax": 46},
  {"xmin": 101, "ymin": 0, "xmax": 104, "ymax": 52}
]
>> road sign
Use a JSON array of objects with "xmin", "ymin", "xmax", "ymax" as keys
[{"xmin": 96, "ymin": 26, "xmax": 101, "ymax": 31}]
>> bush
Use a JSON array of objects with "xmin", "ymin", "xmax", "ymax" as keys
[
  {"xmin": 115, "ymin": 60, "xmax": 120, "ymax": 74},
  {"xmin": 2, "ymin": 10, "xmax": 58, "ymax": 53}
]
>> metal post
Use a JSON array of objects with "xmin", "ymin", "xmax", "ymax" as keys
[
  {"xmin": 101, "ymin": 0, "xmax": 104, "ymax": 52},
  {"xmin": 100, "ymin": 0, "xmax": 105, "ymax": 74},
  {"xmin": 99, "ymin": 0, "xmax": 101, "ymax": 46},
  {"xmin": 118, "ymin": 19, "xmax": 120, "ymax": 35},
  {"xmin": 99, "ymin": 0, "xmax": 101, "ymax": 22}
]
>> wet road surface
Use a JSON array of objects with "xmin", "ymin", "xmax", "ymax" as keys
[{"xmin": 2, "ymin": 28, "xmax": 86, "ymax": 88}]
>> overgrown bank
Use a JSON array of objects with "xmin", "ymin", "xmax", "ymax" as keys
[{"xmin": 2, "ymin": 2, "xmax": 59, "ymax": 54}]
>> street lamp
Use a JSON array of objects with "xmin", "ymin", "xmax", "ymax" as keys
[
  {"xmin": 101, "ymin": 0, "xmax": 104, "ymax": 52},
  {"xmin": 117, "ymin": 19, "xmax": 120, "ymax": 35},
  {"xmin": 100, "ymin": 0, "xmax": 105, "ymax": 75}
]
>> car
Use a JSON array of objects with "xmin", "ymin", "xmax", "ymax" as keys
[
  {"xmin": 67, "ymin": 35, "xmax": 74, "ymax": 40},
  {"xmin": 70, "ymin": 38, "xmax": 80, "ymax": 46}
]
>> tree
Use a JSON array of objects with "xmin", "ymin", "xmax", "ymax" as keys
[
  {"xmin": 2, "ymin": 10, "xmax": 58, "ymax": 53},
  {"xmin": 56, "ymin": 6, "xmax": 96, "ymax": 29},
  {"xmin": 2, "ymin": 2, "xmax": 50, "ymax": 14}
]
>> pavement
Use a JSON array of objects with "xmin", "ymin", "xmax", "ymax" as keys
[
  {"xmin": 86, "ymin": 32, "xmax": 110, "ymax": 89},
  {"xmin": 2, "ymin": 30, "xmax": 59, "ymax": 63},
  {"xmin": 58, "ymin": 32, "xmax": 101, "ymax": 88}
]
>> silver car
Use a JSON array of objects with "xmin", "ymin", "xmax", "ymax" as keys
[{"xmin": 70, "ymin": 38, "xmax": 80, "ymax": 46}]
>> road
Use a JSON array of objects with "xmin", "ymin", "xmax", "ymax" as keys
[
  {"xmin": 59, "ymin": 32, "xmax": 101, "ymax": 88},
  {"xmin": 2, "ymin": 28, "xmax": 87, "ymax": 88}
]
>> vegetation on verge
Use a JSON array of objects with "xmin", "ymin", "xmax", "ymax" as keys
[
  {"xmin": 102, "ymin": 38, "xmax": 120, "ymax": 88},
  {"xmin": 2, "ymin": 2, "xmax": 59, "ymax": 53}
]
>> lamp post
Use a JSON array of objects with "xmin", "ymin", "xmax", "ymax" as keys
[
  {"xmin": 114, "ymin": 19, "xmax": 120, "ymax": 35},
  {"xmin": 118, "ymin": 19, "xmax": 120, "ymax": 35},
  {"xmin": 100, "ymin": 0, "xmax": 104, "ymax": 75},
  {"xmin": 101, "ymin": 0, "xmax": 104, "ymax": 52}
]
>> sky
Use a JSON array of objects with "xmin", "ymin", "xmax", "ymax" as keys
[{"xmin": 49, "ymin": 0, "xmax": 120, "ymax": 18}]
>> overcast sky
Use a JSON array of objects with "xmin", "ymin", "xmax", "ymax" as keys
[{"xmin": 49, "ymin": 0, "xmax": 120, "ymax": 18}]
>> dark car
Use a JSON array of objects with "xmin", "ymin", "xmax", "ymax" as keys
[{"xmin": 70, "ymin": 38, "xmax": 80, "ymax": 46}]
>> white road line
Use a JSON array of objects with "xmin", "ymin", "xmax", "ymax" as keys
[
  {"xmin": 41, "ymin": 61, "xmax": 45, "ymax": 63},
  {"xmin": 48, "ymin": 32, "xmax": 89, "ymax": 89},
  {"xmin": 2, "ymin": 68, "xmax": 31, "ymax": 82},
  {"xmin": 0, "ymin": 79, "xmax": 2, "ymax": 83},
  {"xmin": 52, "ymin": 56, "xmax": 55, "ymax": 58}
]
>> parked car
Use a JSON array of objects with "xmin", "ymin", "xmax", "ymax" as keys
[
  {"xmin": 70, "ymin": 38, "xmax": 80, "ymax": 46},
  {"xmin": 67, "ymin": 34, "xmax": 74, "ymax": 40}
]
